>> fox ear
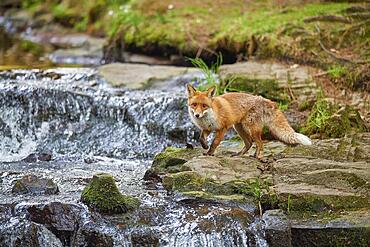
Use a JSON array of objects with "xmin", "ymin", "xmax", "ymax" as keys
[
  {"xmin": 207, "ymin": 86, "xmax": 216, "ymax": 98},
  {"xmin": 186, "ymin": 84, "xmax": 196, "ymax": 97}
]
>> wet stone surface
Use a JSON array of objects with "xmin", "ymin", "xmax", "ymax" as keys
[
  {"xmin": 0, "ymin": 67, "xmax": 268, "ymax": 246},
  {"xmin": 12, "ymin": 174, "xmax": 59, "ymax": 195}
]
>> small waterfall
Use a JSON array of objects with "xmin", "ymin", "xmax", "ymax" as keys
[
  {"xmin": 0, "ymin": 68, "xmax": 268, "ymax": 247},
  {"xmin": 0, "ymin": 68, "xmax": 195, "ymax": 160}
]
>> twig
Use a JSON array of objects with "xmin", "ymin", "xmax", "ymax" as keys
[
  {"xmin": 315, "ymin": 24, "xmax": 370, "ymax": 65},
  {"xmin": 313, "ymin": 71, "xmax": 329, "ymax": 77},
  {"xmin": 304, "ymin": 15, "xmax": 352, "ymax": 24},
  {"xmin": 318, "ymin": 40, "xmax": 370, "ymax": 64},
  {"xmin": 346, "ymin": 12, "xmax": 370, "ymax": 20}
]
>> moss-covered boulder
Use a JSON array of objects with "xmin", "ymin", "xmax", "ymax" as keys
[
  {"xmin": 303, "ymin": 98, "xmax": 368, "ymax": 138},
  {"xmin": 148, "ymin": 134, "xmax": 370, "ymax": 214},
  {"xmin": 81, "ymin": 173, "xmax": 140, "ymax": 214},
  {"xmin": 219, "ymin": 61, "xmax": 317, "ymax": 103},
  {"xmin": 146, "ymin": 145, "xmax": 269, "ymax": 204}
]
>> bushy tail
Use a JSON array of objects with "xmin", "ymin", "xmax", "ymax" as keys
[{"xmin": 267, "ymin": 110, "xmax": 312, "ymax": 146}]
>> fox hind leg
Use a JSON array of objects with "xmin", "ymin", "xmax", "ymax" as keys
[
  {"xmin": 250, "ymin": 124, "xmax": 264, "ymax": 160},
  {"xmin": 233, "ymin": 123, "xmax": 252, "ymax": 156}
]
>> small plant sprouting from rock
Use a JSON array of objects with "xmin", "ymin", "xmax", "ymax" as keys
[
  {"xmin": 303, "ymin": 90, "xmax": 367, "ymax": 138},
  {"xmin": 187, "ymin": 53, "xmax": 225, "ymax": 95},
  {"xmin": 304, "ymin": 90, "xmax": 331, "ymax": 134},
  {"xmin": 327, "ymin": 65, "xmax": 347, "ymax": 79},
  {"xmin": 247, "ymin": 178, "xmax": 272, "ymax": 216},
  {"xmin": 287, "ymin": 194, "xmax": 292, "ymax": 214}
]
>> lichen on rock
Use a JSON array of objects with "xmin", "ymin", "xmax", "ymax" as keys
[{"xmin": 81, "ymin": 173, "xmax": 140, "ymax": 214}]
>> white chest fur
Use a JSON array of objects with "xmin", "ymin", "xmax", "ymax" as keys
[{"xmin": 188, "ymin": 108, "xmax": 219, "ymax": 131}]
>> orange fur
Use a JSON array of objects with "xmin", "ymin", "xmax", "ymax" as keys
[{"xmin": 186, "ymin": 84, "xmax": 312, "ymax": 158}]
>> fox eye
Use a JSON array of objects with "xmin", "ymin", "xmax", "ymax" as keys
[
  {"xmin": 202, "ymin": 104, "xmax": 208, "ymax": 108},
  {"xmin": 191, "ymin": 103, "xmax": 197, "ymax": 107}
]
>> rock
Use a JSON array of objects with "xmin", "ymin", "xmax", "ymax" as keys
[
  {"xmin": 130, "ymin": 230, "xmax": 160, "ymax": 247},
  {"xmin": 81, "ymin": 173, "xmax": 140, "ymax": 214},
  {"xmin": 26, "ymin": 202, "xmax": 83, "ymax": 245},
  {"xmin": 0, "ymin": 221, "xmax": 63, "ymax": 247},
  {"xmin": 219, "ymin": 61, "xmax": 317, "ymax": 103},
  {"xmin": 12, "ymin": 175, "xmax": 59, "ymax": 195},
  {"xmin": 98, "ymin": 63, "xmax": 197, "ymax": 89},
  {"xmin": 148, "ymin": 146, "xmax": 262, "ymax": 202},
  {"xmin": 72, "ymin": 228, "xmax": 114, "ymax": 247},
  {"xmin": 290, "ymin": 210, "xmax": 370, "ymax": 247},
  {"xmin": 263, "ymin": 210, "xmax": 292, "ymax": 247},
  {"xmin": 149, "ymin": 134, "xmax": 370, "ymax": 211},
  {"xmin": 22, "ymin": 153, "xmax": 52, "ymax": 162}
]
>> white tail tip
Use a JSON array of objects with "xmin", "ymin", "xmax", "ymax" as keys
[{"xmin": 295, "ymin": 133, "xmax": 312, "ymax": 145}]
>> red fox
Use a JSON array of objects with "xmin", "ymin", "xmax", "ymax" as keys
[{"xmin": 186, "ymin": 84, "xmax": 312, "ymax": 159}]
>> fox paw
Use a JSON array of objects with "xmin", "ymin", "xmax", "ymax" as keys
[
  {"xmin": 203, "ymin": 151, "xmax": 214, "ymax": 156},
  {"xmin": 231, "ymin": 152, "xmax": 243, "ymax": 157},
  {"xmin": 201, "ymin": 143, "xmax": 209, "ymax": 150}
]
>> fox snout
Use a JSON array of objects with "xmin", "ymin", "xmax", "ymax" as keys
[{"xmin": 191, "ymin": 108, "xmax": 205, "ymax": 118}]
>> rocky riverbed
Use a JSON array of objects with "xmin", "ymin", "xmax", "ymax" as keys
[{"xmin": 0, "ymin": 61, "xmax": 369, "ymax": 247}]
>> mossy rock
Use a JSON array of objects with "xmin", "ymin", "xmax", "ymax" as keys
[
  {"xmin": 151, "ymin": 147, "xmax": 202, "ymax": 174},
  {"xmin": 224, "ymin": 75, "xmax": 289, "ymax": 103},
  {"xmin": 277, "ymin": 193, "xmax": 370, "ymax": 213},
  {"xmin": 303, "ymin": 99, "xmax": 368, "ymax": 138},
  {"xmin": 283, "ymin": 134, "xmax": 370, "ymax": 162},
  {"xmin": 81, "ymin": 173, "xmax": 140, "ymax": 215}
]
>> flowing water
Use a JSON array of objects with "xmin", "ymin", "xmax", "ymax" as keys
[{"xmin": 0, "ymin": 68, "xmax": 268, "ymax": 246}]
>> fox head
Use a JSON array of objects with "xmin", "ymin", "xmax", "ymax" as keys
[{"xmin": 186, "ymin": 84, "xmax": 216, "ymax": 118}]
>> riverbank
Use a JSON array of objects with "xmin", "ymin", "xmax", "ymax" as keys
[{"xmin": 1, "ymin": 0, "xmax": 369, "ymax": 90}]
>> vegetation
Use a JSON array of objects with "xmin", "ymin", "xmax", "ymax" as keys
[
  {"xmin": 81, "ymin": 173, "xmax": 140, "ymax": 214},
  {"xmin": 187, "ymin": 54, "xmax": 224, "ymax": 95},
  {"xmin": 303, "ymin": 90, "xmax": 367, "ymax": 138},
  {"xmin": 15, "ymin": 0, "xmax": 369, "ymax": 90}
]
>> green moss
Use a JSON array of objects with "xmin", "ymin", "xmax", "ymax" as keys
[
  {"xmin": 298, "ymin": 100, "xmax": 313, "ymax": 112},
  {"xmin": 182, "ymin": 191, "xmax": 246, "ymax": 202},
  {"xmin": 278, "ymin": 193, "xmax": 369, "ymax": 213},
  {"xmin": 303, "ymin": 91, "xmax": 367, "ymax": 138},
  {"xmin": 151, "ymin": 147, "xmax": 202, "ymax": 173},
  {"xmin": 327, "ymin": 65, "xmax": 347, "ymax": 79},
  {"xmin": 19, "ymin": 40, "xmax": 44, "ymax": 57},
  {"xmin": 81, "ymin": 173, "xmax": 140, "ymax": 214},
  {"xmin": 224, "ymin": 75, "xmax": 289, "ymax": 103},
  {"xmin": 162, "ymin": 171, "xmax": 205, "ymax": 191}
]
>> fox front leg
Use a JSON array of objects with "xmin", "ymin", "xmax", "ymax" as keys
[
  {"xmin": 199, "ymin": 130, "xmax": 210, "ymax": 150},
  {"xmin": 204, "ymin": 129, "xmax": 226, "ymax": 156}
]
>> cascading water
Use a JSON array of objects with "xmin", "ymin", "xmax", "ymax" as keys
[{"xmin": 0, "ymin": 68, "xmax": 268, "ymax": 246}]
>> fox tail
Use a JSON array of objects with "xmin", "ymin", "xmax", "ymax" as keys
[{"xmin": 267, "ymin": 110, "xmax": 312, "ymax": 146}]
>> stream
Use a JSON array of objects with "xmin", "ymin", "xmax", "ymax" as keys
[{"xmin": 0, "ymin": 68, "xmax": 268, "ymax": 246}]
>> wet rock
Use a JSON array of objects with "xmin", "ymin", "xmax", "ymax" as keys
[
  {"xmin": 0, "ymin": 220, "xmax": 63, "ymax": 247},
  {"xmin": 263, "ymin": 209, "xmax": 292, "ymax": 247},
  {"xmin": 149, "ymin": 146, "xmax": 262, "ymax": 202},
  {"xmin": 71, "ymin": 227, "xmax": 114, "ymax": 247},
  {"xmin": 98, "ymin": 63, "xmax": 197, "ymax": 89},
  {"xmin": 81, "ymin": 173, "xmax": 140, "ymax": 214},
  {"xmin": 12, "ymin": 175, "xmax": 59, "ymax": 195},
  {"xmin": 22, "ymin": 153, "xmax": 52, "ymax": 162},
  {"xmin": 26, "ymin": 202, "xmax": 83, "ymax": 246},
  {"xmin": 130, "ymin": 230, "xmax": 160, "ymax": 247},
  {"xmin": 290, "ymin": 210, "xmax": 370, "ymax": 247}
]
